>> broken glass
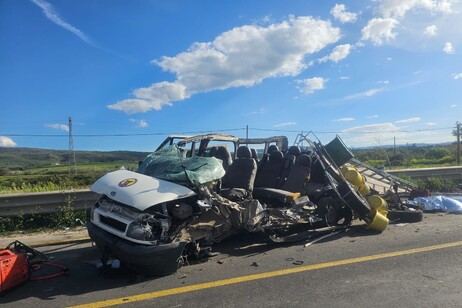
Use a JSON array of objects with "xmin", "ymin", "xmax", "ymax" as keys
[{"xmin": 137, "ymin": 145, "xmax": 225, "ymax": 185}]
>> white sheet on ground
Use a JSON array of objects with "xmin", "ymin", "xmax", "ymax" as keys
[{"xmin": 412, "ymin": 196, "xmax": 462, "ymax": 213}]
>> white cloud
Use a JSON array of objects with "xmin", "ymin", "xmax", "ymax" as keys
[
  {"xmin": 30, "ymin": 0, "xmax": 93, "ymax": 45},
  {"xmin": 361, "ymin": 18, "xmax": 398, "ymax": 45},
  {"xmin": 129, "ymin": 119, "xmax": 149, "ymax": 128},
  {"xmin": 340, "ymin": 76, "xmax": 350, "ymax": 80},
  {"xmin": 395, "ymin": 117, "xmax": 421, "ymax": 124},
  {"xmin": 424, "ymin": 25, "xmax": 438, "ymax": 37},
  {"xmin": 274, "ymin": 122, "xmax": 297, "ymax": 128},
  {"xmin": 367, "ymin": 115, "xmax": 379, "ymax": 119},
  {"xmin": 453, "ymin": 73, "xmax": 462, "ymax": 79},
  {"xmin": 330, "ymin": 4, "xmax": 358, "ymax": 23},
  {"xmin": 261, "ymin": 15, "xmax": 272, "ymax": 24},
  {"xmin": 426, "ymin": 122, "xmax": 437, "ymax": 126},
  {"xmin": 0, "ymin": 136, "xmax": 16, "ymax": 147},
  {"xmin": 333, "ymin": 117, "xmax": 355, "ymax": 121},
  {"xmin": 344, "ymin": 88, "xmax": 382, "ymax": 100},
  {"xmin": 378, "ymin": 80, "xmax": 390, "ymax": 84},
  {"xmin": 450, "ymin": 104, "xmax": 457, "ymax": 107},
  {"xmin": 443, "ymin": 42, "xmax": 455, "ymax": 54},
  {"xmin": 296, "ymin": 77, "xmax": 326, "ymax": 94},
  {"xmin": 340, "ymin": 122, "xmax": 431, "ymax": 147},
  {"xmin": 244, "ymin": 107, "xmax": 266, "ymax": 116},
  {"xmin": 45, "ymin": 124, "xmax": 69, "ymax": 132},
  {"xmin": 339, "ymin": 122, "xmax": 452, "ymax": 147},
  {"xmin": 387, "ymin": 57, "xmax": 393, "ymax": 61},
  {"xmin": 108, "ymin": 16, "xmax": 341, "ymax": 114},
  {"xmin": 342, "ymin": 123, "xmax": 398, "ymax": 134},
  {"xmin": 379, "ymin": 0, "xmax": 454, "ymax": 19},
  {"xmin": 319, "ymin": 44, "xmax": 352, "ymax": 63}
]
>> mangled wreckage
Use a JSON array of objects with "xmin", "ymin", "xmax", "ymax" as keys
[{"xmin": 87, "ymin": 133, "xmax": 423, "ymax": 275}]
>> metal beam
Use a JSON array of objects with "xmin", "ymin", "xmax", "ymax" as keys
[{"xmin": 0, "ymin": 190, "xmax": 98, "ymax": 217}]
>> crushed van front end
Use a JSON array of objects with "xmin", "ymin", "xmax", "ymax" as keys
[{"xmin": 87, "ymin": 220, "xmax": 187, "ymax": 276}]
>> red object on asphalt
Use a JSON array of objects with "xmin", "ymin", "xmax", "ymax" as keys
[{"xmin": 0, "ymin": 249, "xmax": 29, "ymax": 293}]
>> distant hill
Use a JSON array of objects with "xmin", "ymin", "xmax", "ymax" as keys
[{"xmin": 0, "ymin": 147, "xmax": 150, "ymax": 170}]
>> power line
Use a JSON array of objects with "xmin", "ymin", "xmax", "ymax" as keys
[
  {"xmin": 0, "ymin": 126, "xmax": 454, "ymax": 137},
  {"xmin": 249, "ymin": 127, "xmax": 453, "ymax": 134}
]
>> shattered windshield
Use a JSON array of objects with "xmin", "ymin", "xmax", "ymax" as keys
[{"xmin": 137, "ymin": 145, "xmax": 225, "ymax": 185}]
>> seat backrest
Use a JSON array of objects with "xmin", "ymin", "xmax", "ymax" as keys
[
  {"xmin": 250, "ymin": 148, "xmax": 258, "ymax": 162},
  {"xmin": 259, "ymin": 144, "xmax": 279, "ymax": 169},
  {"xmin": 309, "ymin": 157, "xmax": 326, "ymax": 184},
  {"xmin": 278, "ymin": 153, "xmax": 296, "ymax": 187},
  {"xmin": 213, "ymin": 146, "xmax": 232, "ymax": 172},
  {"xmin": 222, "ymin": 146, "xmax": 257, "ymax": 191},
  {"xmin": 281, "ymin": 154, "xmax": 312, "ymax": 193},
  {"xmin": 254, "ymin": 150, "xmax": 284, "ymax": 188},
  {"xmin": 287, "ymin": 146, "xmax": 301, "ymax": 157},
  {"xmin": 208, "ymin": 146, "xmax": 218, "ymax": 157},
  {"xmin": 267, "ymin": 145, "xmax": 279, "ymax": 154}
]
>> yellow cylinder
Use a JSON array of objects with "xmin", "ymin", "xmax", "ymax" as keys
[
  {"xmin": 367, "ymin": 210, "xmax": 389, "ymax": 232},
  {"xmin": 341, "ymin": 165, "xmax": 355, "ymax": 176},
  {"xmin": 367, "ymin": 195, "xmax": 386, "ymax": 209},
  {"xmin": 345, "ymin": 169, "xmax": 363, "ymax": 188},
  {"xmin": 367, "ymin": 195, "xmax": 388, "ymax": 216},
  {"xmin": 359, "ymin": 183, "xmax": 370, "ymax": 196}
]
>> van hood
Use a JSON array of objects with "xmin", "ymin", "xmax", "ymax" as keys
[{"xmin": 91, "ymin": 169, "xmax": 196, "ymax": 211}]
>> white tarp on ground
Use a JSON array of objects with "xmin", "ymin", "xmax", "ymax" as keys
[{"xmin": 411, "ymin": 196, "xmax": 462, "ymax": 213}]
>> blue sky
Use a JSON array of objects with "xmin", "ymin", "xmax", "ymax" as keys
[{"xmin": 1, "ymin": 0, "xmax": 461, "ymax": 151}]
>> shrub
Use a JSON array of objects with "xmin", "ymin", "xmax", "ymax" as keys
[
  {"xmin": 425, "ymin": 147, "xmax": 451, "ymax": 160},
  {"xmin": 0, "ymin": 209, "xmax": 88, "ymax": 233},
  {"xmin": 416, "ymin": 177, "xmax": 457, "ymax": 192},
  {"xmin": 437, "ymin": 155, "xmax": 455, "ymax": 165},
  {"xmin": 0, "ymin": 168, "xmax": 9, "ymax": 176}
]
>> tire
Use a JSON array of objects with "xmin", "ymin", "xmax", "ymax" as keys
[
  {"xmin": 316, "ymin": 197, "xmax": 352, "ymax": 227},
  {"xmin": 316, "ymin": 197, "xmax": 340, "ymax": 226},
  {"xmin": 387, "ymin": 210, "xmax": 423, "ymax": 223}
]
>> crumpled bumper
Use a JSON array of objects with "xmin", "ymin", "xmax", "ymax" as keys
[{"xmin": 87, "ymin": 221, "xmax": 187, "ymax": 276}]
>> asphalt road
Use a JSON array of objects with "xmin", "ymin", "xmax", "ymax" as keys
[{"xmin": 2, "ymin": 213, "xmax": 462, "ymax": 307}]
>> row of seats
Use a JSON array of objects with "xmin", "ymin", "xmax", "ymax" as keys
[{"xmin": 214, "ymin": 144, "xmax": 314, "ymax": 203}]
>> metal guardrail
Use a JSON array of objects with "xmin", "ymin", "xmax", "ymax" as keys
[
  {"xmin": 1, "ymin": 166, "xmax": 461, "ymax": 217},
  {"xmin": 0, "ymin": 190, "xmax": 99, "ymax": 217},
  {"xmin": 387, "ymin": 166, "xmax": 462, "ymax": 181}
]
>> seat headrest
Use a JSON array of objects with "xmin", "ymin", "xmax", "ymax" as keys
[
  {"xmin": 296, "ymin": 154, "xmax": 312, "ymax": 167},
  {"xmin": 209, "ymin": 146, "xmax": 218, "ymax": 156},
  {"xmin": 215, "ymin": 146, "xmax": 232, "ymax": 162},
  {"xmin": 269, "ymin": 150, "xmax": 284, "ymax": 162},
  {"xmin": 250, "ymin": 148, "xmax": 258, "ymax": 160},
  {"xmin": 288, "ymin": 146, "xmax": 301, "ymax": 156},
  {"xmin": 237, "ymin": 146, "xmax": 252, "ymax": 159},
  {"xmin": 267, "ymin": 145, "xmax": 279, "ymax": 154}
]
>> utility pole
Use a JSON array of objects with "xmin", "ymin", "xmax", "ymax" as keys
[
  {"xmin": 68, "ymin": 116, "xmax": 76, "ymax": 173},
  {"xmin": 246, "ymin": 125, "xmax": 249, "ymax": 146},
  {"xmin": 394, "ymin": 136, "xmax": 396, "ymax": 154},
  {"xmin": 457, "ymin": 121, "xmax": 461, "ymax": 165}
]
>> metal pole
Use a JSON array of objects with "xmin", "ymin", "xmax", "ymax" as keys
[
  {"xmin": 246, "ymin": 125, "xmax": 248, "ymax": 146},
  {"xmin": 457, "ymin": 121, "xmax": 460, "ymax": 165},
  {"xmin": 68, "ymin": 116, "xmax": 76, "ymax": 174},
  {"xmin": 394, "ymin": 136, "xmax": 396, "ymax": 154}
]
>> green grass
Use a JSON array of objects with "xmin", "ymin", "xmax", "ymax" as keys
[
  {"xmin": 0, "ymin": 162, "xmax": 139, "ymax": 193},
  {"xmin": 0, "ymin": 208, "xmax": 89, "ymax": 234}
]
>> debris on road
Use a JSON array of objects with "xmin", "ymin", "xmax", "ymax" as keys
[
  {"xmin": 304, "ymin": 230, "xmax": 344, "ymax": 247},
  {"xmin": 1, "ymin": 240, "xmax": 68, "ymax": 294}
]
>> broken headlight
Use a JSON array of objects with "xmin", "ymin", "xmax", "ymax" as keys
[{"xmin": 126, "ymin": 213, "xmax": 171, "ymax": 243}]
